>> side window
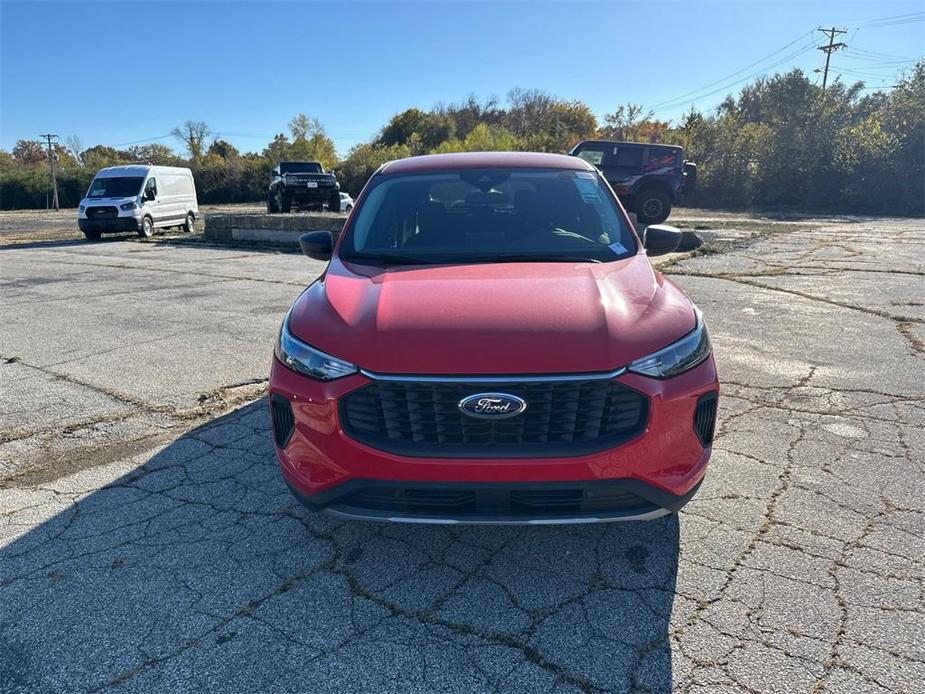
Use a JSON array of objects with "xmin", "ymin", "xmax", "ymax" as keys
[
  {"xmin": 575, "ymin": 146, "xmax": 605, "ymax": 166},
  {"xmin": 646, "ymin": 147, "xmax": 678, "ymax": 169},
  {"xmin": 144, "ymin": 178, "xmax": 157, "ymax": 198},
  {"xmin": 608, "ymin": 146, "xmax": 645, "ymax": 170}
]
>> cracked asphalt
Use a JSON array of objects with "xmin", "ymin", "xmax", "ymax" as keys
[{"xmin": 1, "ymin": 213, "xmax": 923, "ymax": 693}]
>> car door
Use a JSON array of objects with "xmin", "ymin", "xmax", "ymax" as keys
[{"xmin": 143, "ymin": 176, "xmax": 161, "ymax": 223}]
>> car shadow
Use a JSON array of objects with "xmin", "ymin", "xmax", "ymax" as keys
[{"xmin": 0, "ymin": 400, "xmax": 680, "ymax": 693}]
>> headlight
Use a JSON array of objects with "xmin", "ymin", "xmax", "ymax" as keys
[
  {"xmin": 78, "ymin": 205, "xmax": 85, "ymax": 213},
  {"xmin": 627, "ymin": 310, "xmax": 712, "ymax": 378},
  {"xmin": 120, "ymin": 201, "xmax": 137, "ymax": 211},
  {"xmin": 274, "ymin": 314, "xmax": 357, "ymax": 381}
]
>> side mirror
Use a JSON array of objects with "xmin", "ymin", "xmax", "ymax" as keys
[
  {"xmin": 642, "ymin": 224, "xmax": 682, "ymax": 256},
  {"xmin": 299, "ymin": 230, "xmax": 333, "ymax": 261},
  {"xmin": 144, "ymin": 189, "xmax": 156, "ymax": 201}
]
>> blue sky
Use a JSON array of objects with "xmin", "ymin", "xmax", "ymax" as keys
[{"xmin": 1, "ymin": 1, "xmax": 922, "ymax": 157}]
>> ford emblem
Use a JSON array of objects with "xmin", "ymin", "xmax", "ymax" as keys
[{"xmin": 458, "ymin": 393, "xmax": 527, "ymax": 419}]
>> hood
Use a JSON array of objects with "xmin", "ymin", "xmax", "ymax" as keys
[
  {"xmin": 288, "ymin": 254, "xmax": 696, "ymax": 375},
  {"xmin": 82, "ymin": 196, "xmax": 137, "ymax": 205}
]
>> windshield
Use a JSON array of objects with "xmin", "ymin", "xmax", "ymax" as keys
[
  {"xmin": 280, "ymin": 162, "xmax": 322, "ymax": 174},
  {"xmin": 86, "ymin": 177, "xmax": 144, "ymax": 199},
  {"xmin": 341, "ymin": 168, "xmax": 636, "ymax": 265}
]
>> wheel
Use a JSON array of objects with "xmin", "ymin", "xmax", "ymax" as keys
[
  {"xmin": 83, "ymin": 229, "xmax": 101, "ymax": 241},
  {"xmin": 139, "ymin": 215, "xmax": 154, "ymax": 238},
  {"xmin": 267, "ymin": 192, "xmax": 278, "ymax": 214},
  {"xmin": 346, "ymin": 204, "xmax": 353, "ymax": 212},
  {"xmin": 182, "ymin": 212, "xmax": 195, "ymax": 233},
  {"xmin": 633, "ymin": 187, "xmax": 672, "ymax": 225},
  {"xmin": 278, "ymin": 191, "xmax": 292, "ymax": 213},
  {"xmin": 329, "ymin": 192, "xmax": 341, "ymax": 213}
]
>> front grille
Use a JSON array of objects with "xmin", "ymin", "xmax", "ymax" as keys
[
  {"xmin": 336, "ymin": 485, "xmax": 657, "ymax": 519},
  {"xmin": 693, "ymin": 391, "xmax": 718, "ymax": 446},
  {"xmin": 340, "ymin": 377, "xmax": 648, "ymax": 458},
  {"xmin": 88, "ymin": 206, "xmax": 117, "ymax": 219},
  {"xmin": 270, "ymin": 394, "xmax": 295, "ymax": 448}
]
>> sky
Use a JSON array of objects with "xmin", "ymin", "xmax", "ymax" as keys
[{"xmin": 1, "ymin": 0, "xmax": 923, "ymax": 157}]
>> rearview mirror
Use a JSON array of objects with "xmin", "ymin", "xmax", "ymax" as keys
[
  {"xmin": 299, "ymin": 230, "xmax": 333, "ymax": 261},
  {"xmin": 642, "ymin": 224, "xmax": 682, "ymax": 256}
]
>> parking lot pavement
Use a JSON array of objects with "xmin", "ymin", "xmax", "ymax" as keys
[{"xmin": 1, "ymin": 215, "xmax": 923, "ymax": 693}]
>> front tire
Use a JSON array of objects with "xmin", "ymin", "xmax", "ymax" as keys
[
  {"xmin": 633, "ymin": 187, "xmax": 672, "ymax": 225},
  {"xmin": 139, "ymin": 215, "xmax": 154, "ymax": 238},
  {"xmin": 182, "ymin": 212, "xmax": 195, "ymax": 233},
  {"xmin": 267, "ymin": 191, "xmax": 279, "ymax": 213},
  {"xmin": 83, "ymin": 229, "xmax": 101, "ymax": 241},
  {"xmin": 330, "ymin": 192, "xmax": 341, "ymax": 213},
  {"xmin": 279, "ymin": 192, "xmax": 292, "ymax": 213}
]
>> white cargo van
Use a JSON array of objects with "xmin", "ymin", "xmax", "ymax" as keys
[{"xmin": 78, "ymin": 165, "xmax": 199, "ymax": 240}]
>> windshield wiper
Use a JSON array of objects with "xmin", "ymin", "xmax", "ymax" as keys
[{"xmin": 342, "ymin": 253, "xmax": 436, "ymax": 266}]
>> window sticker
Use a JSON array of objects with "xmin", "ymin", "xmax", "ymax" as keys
[
  {"xmin": 609, "ymin": 241, "xmax": 628, "ymax": 255},
  {"xmin": 573, "ymin": 175, "xmax": 601, "ymax": 203}
]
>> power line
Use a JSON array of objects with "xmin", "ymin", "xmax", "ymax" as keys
[
  {"xmin": 647, "ymin": 31, "xmax": 815, "ymax": 110},
  {"xmin": 649, "ymin": 40, "xmax": 818, "ymax": 115},
  {"xmin": 39, "ymin": 133, "xmax": 59, "ymax": 211}
]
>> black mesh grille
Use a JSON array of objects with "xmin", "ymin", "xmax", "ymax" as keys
[
  {"xmin": 271, "ymin": 394, "xmax": 295, "ymax": 448},
  {"xmin": 88, "ymin": 206, "xmax": 117, "ymax": 219},
  {"xmin": 337, "ymin": 485, "xmax": 656, "ymax": 519},
  {"xmin": 693, "ymin": 391, "xmax": 718, "ymax": 446},
  {"xmin": 340, "ymin": 378, "xmax": 648, "ymax": 458}
]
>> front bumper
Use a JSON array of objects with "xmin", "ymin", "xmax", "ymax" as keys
[
  {"xmin": 269, "ymin": 357, "xmax": 718, "ymax": 524},
  {"xmin": 78, "ymin": 217, "xmax": 140, "ymax": 232}
]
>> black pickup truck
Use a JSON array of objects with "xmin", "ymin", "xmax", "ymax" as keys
[
  {"xmin": 569, "ymin": 140, "xmax": 697, "ymax": 224},
  {"xmin": 267, "ymin": 161, "xmax": 341, "ymax": 213}
]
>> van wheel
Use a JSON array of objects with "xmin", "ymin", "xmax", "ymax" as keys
[
  {"xmin": 183, "ymin": 212, "xmax": 195, "ymax": 233},
  {"xmin": 633, "ymin": 187, "xmax": 672, "ymax": 225},
  {"xmin": 139, "ymin": 216, "xmax": 154, "ymax": 238},
  {"xmin": 83, "ymin": 229, "xmax": 101, "ymax": 241}
]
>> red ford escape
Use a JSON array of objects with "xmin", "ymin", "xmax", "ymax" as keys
[{"xmin": 269, "ymin": 152, "xmax": 719, "ymax": 524}]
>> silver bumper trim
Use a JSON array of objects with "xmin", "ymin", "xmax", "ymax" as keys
[{"xmin": 324, "ymin": 506, "xmax": 671, "ymax": 526}]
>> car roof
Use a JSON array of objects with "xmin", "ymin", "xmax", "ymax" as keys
[
  {"xmin": 576, "ymin": 139, "xmax": 682, "ymax": 151},
  {"xmin": 95, "ymin": 165, "xmax": 152, "ymax": 177},
  {"xmin": 380, "ymin": 151, "xmax": 595, "ymax": 175}
]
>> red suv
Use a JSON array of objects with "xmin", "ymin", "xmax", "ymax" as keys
[{"xmin": 269, "ymin": 152, "xmax": 719, "ymax": 524}]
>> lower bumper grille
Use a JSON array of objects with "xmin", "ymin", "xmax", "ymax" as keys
[
  {"xmin": 336, "ymin": 485, "xmax": 657, "ymax": 520},
  {"xmin": 340, "ymin": 377, "xmax": 648, "ymax": 458},
  {"xmin": 693, "ymin": 391, "xmax": 718, "ymax": 446},
  {"xmin": 271, "ymin": 394, "xmax": 295, "ymax": 448}
]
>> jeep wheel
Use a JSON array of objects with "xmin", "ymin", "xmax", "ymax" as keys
[
  {"xmin": 83, "ymin": 229, "xmax": 101, "ymax": 241},
  {"xmin": 329, "ymin": 192, "xmax": 341, "ymax": 213},
  {"xmin": 139, "ymin": 215, "xmax": 154, "ymax": 238},
  {"xmin": 183, "ymin": 212, "xmax": 195, "ymax": 233},
  {"xmin": 633, "ymin": 188, "xmax": 672, "ymax": 225},
  {"xmin": 267, "ymin": 192, "xmax": 278, "ymax": 214},
  {"xmin": 279, "ymin": 192, "xmax": 292, "ymax": 213}
]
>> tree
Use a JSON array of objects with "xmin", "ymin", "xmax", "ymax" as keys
[
  {"xmin": 289, "ymin": 113, "xmax": 324, "ymax": 140},
  {"xmin": 599, "ymin": 104, "xmax": 653, "ymax": 141},
  {"xmin": 171, "ymin": 120, "xmax": 212, "ymax": 163},
  {"xmin": 12, "ymin": 140, "xmax": 46, "ymax": 164},
  {"xmin": 65, "ymin": 135, "xmax": 85, "ymax": 166},
  {"xmin": 208, "ymin": 139, "xmax": 240, "ymax": 159}
]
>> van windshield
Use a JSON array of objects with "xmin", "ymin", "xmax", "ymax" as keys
[
  {"xmin": 341, "ymin": 168, "xmax": 637, "ymax": 266},
  {"xmin": 86, "ymin": 177, "xmax": 144, "ymax": 199}
]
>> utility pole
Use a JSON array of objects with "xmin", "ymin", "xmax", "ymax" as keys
[
  {"xmin": 40, "ymin": 133, "xmax": 60, "ymax": 210},
  {"xmin": 816, "ymin": 27, "xmax": 847, "ymax": 94}
]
